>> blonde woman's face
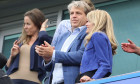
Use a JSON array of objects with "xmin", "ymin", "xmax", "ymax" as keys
[
  {"xmin": 85, "ymin": 21, "xmax": 94, "ymax": 34},
  {"xmin": 24, "ymin": 16, "xmax": 38, "ymax": 36}
]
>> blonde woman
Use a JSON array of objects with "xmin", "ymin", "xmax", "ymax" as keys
[
  {"xmin": 6, "ymin": 8, "xmax": 52, "ymax": 84},
  {"xmin": 76, "ymin": 10, "xmax": 118, "ymax": 83}
]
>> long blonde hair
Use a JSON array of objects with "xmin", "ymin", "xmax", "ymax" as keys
[
  {"xmin": 85, "ymin": 10, "xmax": 118, "ymax": 55},
  {"xmin": 19, "ymin": 8, "xmax": 45, "ymax": 44}
]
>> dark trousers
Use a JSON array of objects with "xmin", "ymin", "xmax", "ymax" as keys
[
  {"xmin": 12, "ymin": 79, "xmax": 39, "ymax": 84},
  {"xmin": 0, "ymin": 76, "xmax": 13, "ymax": 84}
]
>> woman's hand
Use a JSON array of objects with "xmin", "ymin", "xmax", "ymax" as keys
[
  {"xmin": 10, "ymin": 40, "xmax": 20, "ymax": 59},
  {"xmin": 40, "ymin": 19, "xmax": 49, "ymax": 31},
  {"xmin": 80, "ymin": 75, "xmax": 94, "ymax": 83},
  {"xmin": 6, "ymin": 40, "xmax": 20, "ymax": 67}
]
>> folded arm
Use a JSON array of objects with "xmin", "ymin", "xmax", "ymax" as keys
[{"xmin": 91, "ymin": 33, "xmax": 112, "ymax": 79}]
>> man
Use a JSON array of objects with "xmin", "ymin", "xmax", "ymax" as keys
[
  {"xmin": 51, "ymin": 0, "xmax": 95, "ymax": 47},
  {"xmin": 121, "ymin": 39, "xmax": 140, "ymax": 55},
  {"xmin": 35, "ymin": 1, "xmax": 92, "ymax": 84}
]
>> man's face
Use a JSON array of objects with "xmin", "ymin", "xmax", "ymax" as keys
[{"xmin": 70, "ymin": 7, "xmax": 87, "ymax": 29}]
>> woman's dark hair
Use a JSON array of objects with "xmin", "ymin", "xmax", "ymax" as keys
[{"xmin": 24, "ymin": 8, "xmax": 45, "ymax": 30}]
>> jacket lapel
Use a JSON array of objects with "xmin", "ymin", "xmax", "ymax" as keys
[{"xmin": 67, "ymin": 28, "xmax": 86, "ymax": 51}]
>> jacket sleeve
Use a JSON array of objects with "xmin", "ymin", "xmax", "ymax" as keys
[
  {"xmin": 51, "ymin": 20, "xmax": 70, "ymax": 47},
  {"xmin": 38, "ymin": 31, "xmax": 52, "ymax": 44},
  {"xmin": 43, "ymin": 60, "xmax": 54, "ymax": 72},
  {"xmin": 91, "ymin": 33, "xmax": 112, "ymax": 79},
  {"xmin": 51, "ymin": 21, "xmax": 63, "ymax": 47}
]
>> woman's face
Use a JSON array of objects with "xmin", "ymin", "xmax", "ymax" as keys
[
  {"xmin": 24, "ymin": 16, "xmax": 39, "ymax": 36},
  {"xmin": 85, "ymin": 20, "xmax": 94, "ymax": 34}
]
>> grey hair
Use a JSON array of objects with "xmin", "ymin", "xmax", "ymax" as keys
[{"xmin": 68, "ymin": 1, "xmax": 92, "ymax": 15}]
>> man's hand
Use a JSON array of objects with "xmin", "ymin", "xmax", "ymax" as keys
[
  {"xmin": 121, "ymin": 39, "xmax": 139, "ymax": 54},
  {"xmin": 121, "ymin": 39, "xmax": 140, "ymax": 55},
  {"xmin": 35, "ymin": 41, "xmax": 54, "ymax": 63}
]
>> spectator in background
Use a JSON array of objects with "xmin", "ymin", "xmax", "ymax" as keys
[
  {"xmin": 80, "ymin": 0, "xmax": 95, "ymax": 10},
  {"xmin": 121, "ymin": 39, "xmax": 140, "ymax": 55},
  {"xmin": 76, "ymin": 10, "xmax": 118, "ymax": 83},
  {"xmin": 0, "ymin": 53, "xmax": 7, "ymax": 69}
]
